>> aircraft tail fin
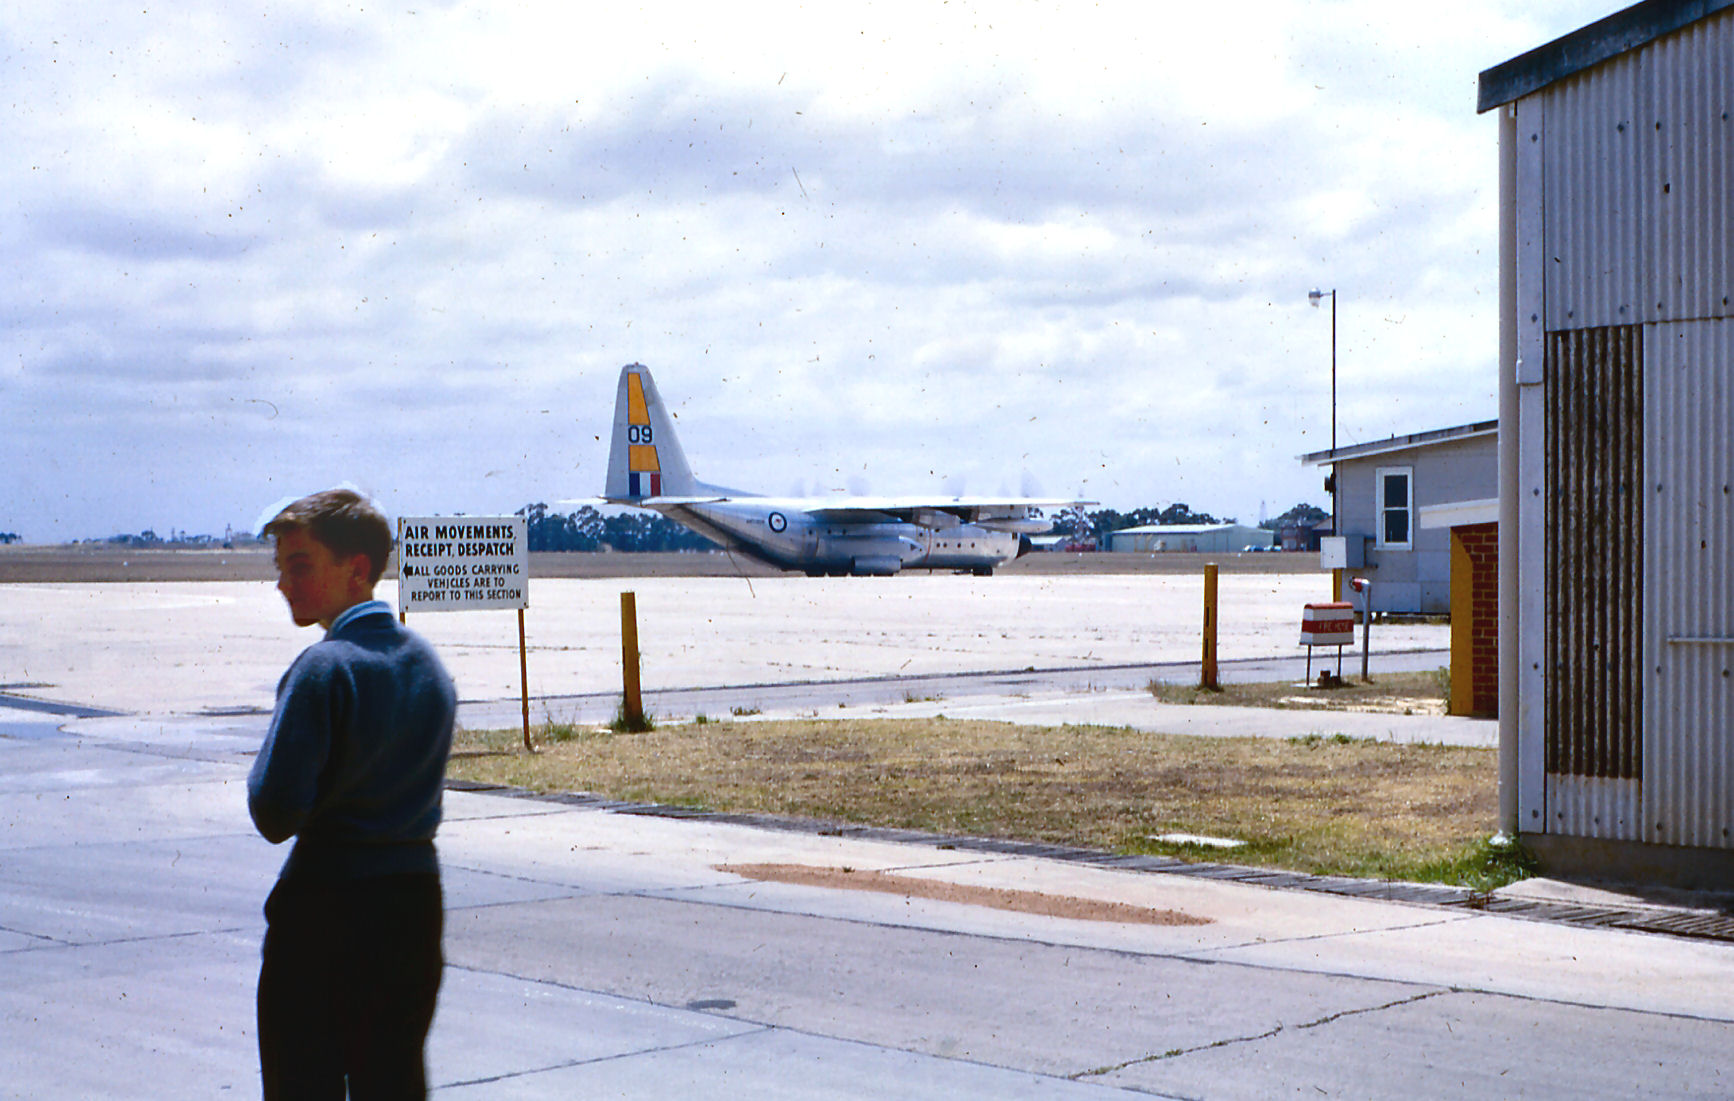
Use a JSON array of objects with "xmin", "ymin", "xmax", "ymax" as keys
[{"xmin": 604, "ymin": 364, "xmax": 699, "ymax": 501}]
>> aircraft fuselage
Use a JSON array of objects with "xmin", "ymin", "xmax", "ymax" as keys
[{"xmin": 656, "ymin": 500, "xmax": 1021, "ymax": 576}]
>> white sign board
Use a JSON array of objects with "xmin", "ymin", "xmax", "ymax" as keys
[{"xmin": 398, "ymin": 516, "xmax": 529, "ymax": 612}]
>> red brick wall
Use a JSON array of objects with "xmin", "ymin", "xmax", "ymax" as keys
[{"xmin": 1455, "ymin": 522, "xmax": 1499, "ymax": 717}]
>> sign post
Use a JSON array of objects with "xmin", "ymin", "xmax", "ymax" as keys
[
  {"xmin": 1299, "ymin": 601, "xmax": 1355, "ymax": 687},
  {"xmin": 398, "ymin": 515, "xmax": 534, "ymax": 751}
]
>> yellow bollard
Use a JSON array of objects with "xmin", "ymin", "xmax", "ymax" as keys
[
  {"xmin": 620, "ymin": 591, "xmax": 644, "ymax": 728},
  {"xmin": 1201, "ymin": 563, "xmax": 1219, "ymax": 689}
]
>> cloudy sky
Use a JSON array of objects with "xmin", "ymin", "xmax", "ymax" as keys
[{"xmin": 3, "ymin": 0, "xmax": 1616, "ymax": 541}]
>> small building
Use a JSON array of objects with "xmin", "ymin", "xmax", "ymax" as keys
[
  {"xmin": 1481, "ymin": 0, "xmax": 1734, "ymax": 884},
  {"xmin": 1104, "ymin": 523, "xmax": 1270, "ymax": 554},
  {"xmin": 1301, "ymin": 421, "xmax": 1498, "ymax": 616},
  {"xmin": 1279, "ymin": 519, "xmax": 1329, "ymax": 554}
]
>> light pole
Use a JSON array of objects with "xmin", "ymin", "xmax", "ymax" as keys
[{"xmin": 1309, "ymin": 288, "xmax": 1340, "ymax": 601}]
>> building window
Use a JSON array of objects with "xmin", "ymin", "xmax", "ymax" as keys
[{"xmin": 1376, "ymin": 467, "xmax": 1413, "ymax": 549}]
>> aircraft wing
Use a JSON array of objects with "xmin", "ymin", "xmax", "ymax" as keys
[
  {"xmin": 569, "ymin": 495, "xmax": 731, "ymax": 507},
  {"xmin": 807, "ymin": 496, "xmax": 1093, "ymax": 532},
  {"xmin": 618, "ymin": 495, "xmax": 731, "ymax": 507}
]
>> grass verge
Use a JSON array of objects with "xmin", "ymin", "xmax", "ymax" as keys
[
  {"xmin": 450, "ymin": 715, "xmax": 1523, "ymax": 889},
  {"xmin": 1149, "ymin": 668, "xmax": 1451, "ymax": 716}
]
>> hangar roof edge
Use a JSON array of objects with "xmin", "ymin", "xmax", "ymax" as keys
[
  {"xmin": 1478, "ymin": 0, "xmax": 1734, "ymax": 113},
  {"xmin": 1111, "ymin": 523, "xmax": 1259, "ymax": 535},
  {"xmin": 1300, "ymin": 419, "xmax": 1497, "ymax": 467}
]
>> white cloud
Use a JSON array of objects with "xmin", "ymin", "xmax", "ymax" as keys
[{"xmin": 0, "ymin": 0, "xmax": 1621, "ymax": 539}]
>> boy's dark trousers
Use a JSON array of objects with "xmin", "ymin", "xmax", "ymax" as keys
[{"xmin": 257, "ymin": 873, "xmax": 443, "ymax": 1100}]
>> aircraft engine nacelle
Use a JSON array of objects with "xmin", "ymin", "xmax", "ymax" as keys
[
  {"xmin": 850, "ymin": 555, "xmax": 904, "ymax": 576},
  {"xmin": 910, "ymin": 508, "xmax": 962, "ymax": 530},
  {"xmin": 818, "ymin": 533, "xmax": 923, "ymax": 575},
  {"xmin": 974, "ymin": 517, "xmax": 1053, "ymax": 535},
  {"xmin": 968, "ymin": 504, "xmax": 1051, "ymax": 535}
]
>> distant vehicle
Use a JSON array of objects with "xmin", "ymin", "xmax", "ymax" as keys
[
  {"xmin": 600, "ymin": 364, "xmax": 1089, "ymax": 576},
  {"xmin": 1243, "ymin": 544, "xmax": 1270, "ymax": 553}
]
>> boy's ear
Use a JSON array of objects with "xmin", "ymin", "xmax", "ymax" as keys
[{"xmin": 347, "ymin": 552, "xmax": 375, "ymax": 586}]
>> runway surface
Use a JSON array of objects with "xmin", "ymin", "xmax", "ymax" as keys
[{"xmin": 0, "ymin": 573, "xmax": 1447, "ymax": 715}]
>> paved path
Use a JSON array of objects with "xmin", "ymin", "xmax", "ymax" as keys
[
  {"xmin": 457, "ymin": 647, "xmax": 1494, "ymax": 747},
  {"xmin": 4, "ymin": 696, "xmax": 1732, "ymax": 1099}
]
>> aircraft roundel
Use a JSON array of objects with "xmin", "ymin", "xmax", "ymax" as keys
[{"xmin": 767, "ymin": 511, "xmax": 787, "ymax": 533}]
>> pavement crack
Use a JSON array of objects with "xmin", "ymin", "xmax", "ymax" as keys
[
  {"xmin": 3, "ymin": 924, "xmax": 256, "ymax": 953},
  {"xmin": 434, "ymin": 1024, "xmax": 777, "ymax": 1090},
  {"xmin": 1189, "ymin": 913, "xmax": 1468, "ymax": 955},
  {"xmin": 1071, "ymin": 989, "xmax": 1449, "ymax": 1080},
  {"xmin": 0, "ymin": 923, "xmax": 69, "ymax": 948}
]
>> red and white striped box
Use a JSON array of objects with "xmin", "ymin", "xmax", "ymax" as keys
[{"xmin": 1299, "ymin": 602, "xmax": 1356, "ymax": 647}]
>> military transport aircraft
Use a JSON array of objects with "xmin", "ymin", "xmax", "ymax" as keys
[{"xmin": 600, "ymin": 364, "xmax": 1088, "ymax": 576}]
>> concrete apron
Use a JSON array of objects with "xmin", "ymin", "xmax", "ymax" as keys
[{"xmin": 3, "ymin": 709, "xmax": 1733, "ymax": 1099}]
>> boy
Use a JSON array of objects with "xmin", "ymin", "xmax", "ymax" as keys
[{"xmin": 249, "ymin": 489, "xmax": 456, "ymax": 1099}]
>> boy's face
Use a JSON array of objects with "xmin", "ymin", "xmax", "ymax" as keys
[{"xmin": 273, "ymin": 527, "xmax": 373, "ymax": 629}]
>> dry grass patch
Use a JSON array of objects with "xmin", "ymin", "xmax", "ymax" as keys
[
  {"xmin": 1149, "ymin": 668, "xmax": 1451, "ymax": 716},
  {"xmin": 451, "ymin": 716, "xmax": 1513, "ymax": 887}
]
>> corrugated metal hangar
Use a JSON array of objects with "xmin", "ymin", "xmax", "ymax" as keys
[
  {"xmin": 1481, "ymin": 0, "xmax": 1734, "ymax": 885},
  {"xmin": 1104, "ymin": 523, "xmax": 1270, "ymax": 553}
]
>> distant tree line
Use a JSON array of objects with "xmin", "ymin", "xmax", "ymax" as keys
[
  {"xmin": 1259, "ymin": 502, "xmax": 1328, "ymax": 532},
  {"xmin": 516, "ymin": 502, "xmax": 718, "ymax": 552},
  {"xmin": 1042, "ymin": 501, "xmax": 1326, "ymax": 543},
  {"xmin": 0, "ymin": 532, "xmax": 19, "ymax": 545},
  {"xmin": 82, "ymin": 530, "xmax": 245, "ymax": 548},
  {"xmin": 1069, "ymin": 503, "xmax": 1223, "ymax": 540}
]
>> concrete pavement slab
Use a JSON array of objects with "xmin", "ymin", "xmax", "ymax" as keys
[
  {"xmin": 4, "ymin": 712, "xmax": 1733, "ymax": 1097},
  {"xmin": 832, "ymin": 689, "xmax": 1497, "ymax": 747},
  {"xmin": 0, "ymin": 833, "xmax": 274, "ymax": 945},
  {"xmin": 437, "ymin": 796, "xmax": 1008, "ymax": 899},
  {"xmin": 454, "ymin": 644, "xmax": 1459, "ymax": 736},
  {"xmin": 0, "ymin": 747, "xmax": 251, "ymax": 848},
  {"xmin": 444, "ymin": 890, "xmax": 1440, "ymax": 1082},
  {"xmin": 439, "ymin": 862, "xmax": 601, "ymax": 912},
  {"xmin": 67, "ymin": 713, "xmax": 279, "ymax": 759},
  {"xmin": 0, "ymin": 930, "xmax": 262, "ymax": 1100},
  {"xmin": 426, "ymin": 966, "xmax": 760, "ymax": 1093},
  {"xmin": 440, "ymin": 788, "xmax": 571, "ymax": 823},
  {"xmin": 1, "ymin": 576, "xmax": 1448, "ymax": 716},
  {"xmin": 784, "ymin": 853, "xmax": 1464, "ymax": 952},
  {"xmin": 1200, "ymin": 903, "xmax": 1734, "ymax": 1020},
  {"xmin": 0, "ymin": 711, "xmax": 66, "ymax": 741},
  {"xmin": 438, "ymin": 1024, "xmax": 1140, "ymax": 1100},
  {"xmin": 0, "ymin": 739, "xmax": 227, "ymax": 800},
  {"xmin": 1105, "ymin": 987, "xmax": 1734, "ymax": 1100},
  {"xmin": 441, "ymin": 799, "xmax": 1446, "ymax": 951},
  {"xmin": 1498, "ymin": 874, "xmax": 1734, "ymax": 915}
]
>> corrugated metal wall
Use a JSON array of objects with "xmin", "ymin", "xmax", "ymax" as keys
[
  {"xmin": 1527, "ymin": 7, "xmax": 1734, "ymax": 847},
  {"xmin": 1542, "ymin": 11, "xmax": 1734, "ymax": 333},
  {"xmin": 1644, "ymin": 320, "xmax": 1734, "ymax": 849},
  {"xmin": 1545, "ymin": 326, "xmax": 1646, "ymax": 840}
]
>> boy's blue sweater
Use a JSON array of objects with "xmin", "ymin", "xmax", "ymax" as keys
[{"xmin": 248, "ymin": 602, "xmax": 456, "ymax": 881}]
